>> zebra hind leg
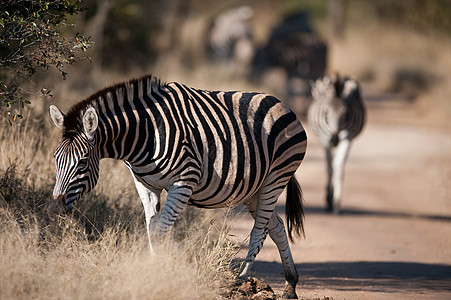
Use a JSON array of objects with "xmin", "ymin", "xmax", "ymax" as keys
[
  {"xmin": 268, "ymin": 212, "xmax": 299, "ymax": 299},
  {"xmin": 239, "ymin": 186, "xmax": 299, "ymax": 298}
]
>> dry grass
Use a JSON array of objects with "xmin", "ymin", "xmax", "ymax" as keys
[{"xmin": 0, "ymin": 209, "xmax": 238, "ymax": 300}]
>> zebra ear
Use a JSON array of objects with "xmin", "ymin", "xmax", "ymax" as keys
[
  {"xmin": 310, "ymin": 80, "xmax": 319, "ymax": 98},
  {"xmin": 82, "ymin": 107, "xmax": 98, "ymax": 139},
  {"xmin": 49, "ymin": 105, "xmax": 65, "ymax": 129}
]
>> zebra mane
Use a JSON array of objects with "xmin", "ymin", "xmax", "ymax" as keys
[{"xmin": 62, "ymin": 74, "xmax": 164, "ymax": 137}]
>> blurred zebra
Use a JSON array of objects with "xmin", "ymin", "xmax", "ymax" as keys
[
  {"xmin": 251, "ymin": 11, "xmax": 327, "ymax": 81},
  {"xmin": 49, "ymin": 74, "xmax": 307, "ymax": 299},
  {"xmin": 205, "ymin": 6, "xmax": 254, "ymax": 65},
  {"xmin": 308, "ymin": 74, "xmax": 366, "ymax": 213}
]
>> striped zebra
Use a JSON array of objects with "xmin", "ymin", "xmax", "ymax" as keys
[
  {"xmin": 49, "ymin": 74, "xmax": 307, "ymax": 299},
  {"xmin": 308, "ymin": 74, "xmax": 366, "ymax": 213},
  {"xmin": 251, "ymin": 11, "xmax": 327, "ymax": 81}
]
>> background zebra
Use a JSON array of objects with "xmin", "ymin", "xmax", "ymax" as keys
[
  {"xmin": 308, "ymin": 74, "xmax": 366, "ymax": 213},
  {"xmin": 251, "ymin": 11, "xmax": 327, "ymax": 82},
  {"xmin": 251, "ymin": 11, "xmax": 328, "ymax": 116},
  {"xmin": 49, "ymin": 74, "xmax": 307, "ymax": 299},
  {"xmin": 205, "ymin": 6, "xmax": 254, "ymax": 65}
]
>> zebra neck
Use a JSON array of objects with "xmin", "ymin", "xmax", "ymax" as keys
[{"xmin": 96, "ymin": 106, "xmax": 156, "ymax": 162}]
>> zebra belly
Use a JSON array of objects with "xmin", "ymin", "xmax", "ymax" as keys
[
  {"xmin": 189, "ymin": 192, "xmax": 250, "ymax": 208},
  {"xmin": 190, "ymin": 167, "xmax": 262, "ymax": 208}
]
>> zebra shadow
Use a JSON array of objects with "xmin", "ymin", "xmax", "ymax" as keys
[
  {"xmin": 273, "ymin": 204, "xmax": 451, "ymax": 223},
  {"xmin": 304, "ymin": 204, "xmax": 451, "ymax": 223},
  {"xmin": 249, "ymin": 260, "xmax": 451, "ymax": 293}
]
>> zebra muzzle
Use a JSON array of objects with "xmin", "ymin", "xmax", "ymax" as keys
[{"xmin": 47, "ymin": 195, "xmax": 66, "ymax": 217}]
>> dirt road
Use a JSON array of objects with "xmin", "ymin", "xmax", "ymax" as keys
[{"xmin": 230, "ymin": 89, "xmax": 451, "ymax": 299}]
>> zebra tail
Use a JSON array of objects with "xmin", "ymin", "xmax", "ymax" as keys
[{"xmin": 286, "ymin": 176, "xmax": 305, "ymax": 243}]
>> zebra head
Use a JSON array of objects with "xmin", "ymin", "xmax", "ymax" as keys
[
  {"xmin": 311, "ymin": 74, "xmax": 360, "ymax": 102},
  {"xmin": 341, "ymin": 77, "xmax": 360, "ymax": 100},
  {"xmin": 49, "ymin": 105, "xmax": 100, "ymax": 213},
  {"xmin": 310, "ymin": 76, "xmax": 336, "ymax": 102}
]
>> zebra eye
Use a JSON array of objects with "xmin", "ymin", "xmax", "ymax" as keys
[{"xmin": 78, "ymin": 158, "xmax": 88, "ymax": 169}]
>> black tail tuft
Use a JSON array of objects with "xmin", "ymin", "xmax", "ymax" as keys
[{"xmin": 286, "ymin": 176, "xmax": 305, "ymax": 243}]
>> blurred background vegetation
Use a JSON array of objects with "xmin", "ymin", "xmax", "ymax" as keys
[{"xmin": 2, "ymin": 0, "xmax": 451, "ymax": 121}]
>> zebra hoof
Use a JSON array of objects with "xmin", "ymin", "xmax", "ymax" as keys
[
  {"xmin": 234, "ymin": 274, "xmax": 247, "ymax": 286},
  {"xmin": 282, "ymin": 284, "xmax": 298, "ymax": 299},
  {"xmin": 332, "ymin": 202, "xmax": 341, "ymax": 215}
]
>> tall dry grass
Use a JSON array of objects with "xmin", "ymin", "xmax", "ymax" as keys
[
  {"xmin": 1, "ymin": 211, "xmax": 240, "ymax": 298},
  {"xmin": 0, "ymin": 209, "xmax": 237, "ymax": 299},
  {"xmin": 0, "ymin": 115, "xmax": 239, "ymax": 299}
]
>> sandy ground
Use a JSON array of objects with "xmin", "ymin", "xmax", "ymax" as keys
[{"xmin": 229, "ymin": 87, "xmax": 451, "ymax": 299}]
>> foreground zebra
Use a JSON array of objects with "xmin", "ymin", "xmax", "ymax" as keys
[
  {"xmin": 308, "ymin": 74, "xmax": 365, "ymax": 213},
  {"xmin": 49, "ymin": 74, "xmax": 307, "ymax": 298}
]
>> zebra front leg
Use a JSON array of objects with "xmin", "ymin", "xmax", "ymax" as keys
[
  {"xmin": 267, "ymin": 212, "xmax": 298, "ymax": 299},
  {"xmin": 325, "ymin": 147, "xmax": 334, "ymax": 211},
  {"xmin": 156, "ymin": 182, "xmax": 193, "ymax": 235},
  {"xmin": 331, "ymin": 138, "xmax": 351, "ymax": 214},
  {"xmin": 131, "ymin": 176, "xmax": 162, "ymax": 254}
]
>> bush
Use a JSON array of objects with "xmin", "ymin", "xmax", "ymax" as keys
[{"xmin": 0, "ymin": 0, "xmax": 92, "ymax": 121}]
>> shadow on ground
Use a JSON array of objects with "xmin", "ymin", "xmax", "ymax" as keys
[
  {"xmin": 306, "ymin": 205, "xmax": 451, "ymax": 222},
  {"xmin": 273, "ymin": 205, "xmax": 451, "ymax": 223},
  {"xmin": 250, "ymin": 260, "xmax": 451, "ymax": 293}
]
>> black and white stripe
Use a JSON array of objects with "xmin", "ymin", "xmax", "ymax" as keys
[
  {"xmin": 49, "ymin": 74, "xmax": 307, "ymax": 299},
  {"xmin": 308, "ymin": 74, "xmax": 365, "ymax": 213}
]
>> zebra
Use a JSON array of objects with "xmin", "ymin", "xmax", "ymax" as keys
[
  {"xmin": 205, "ymin": 6, "xmax": 254, "ymax": 65},
  {"xmin": 48, "ymin": 74, "xmax": 307, "ymax": 299},
  {"xmin": 250, "ymin": 11, "xmax": 327, "ymax": 116},
  {"xmin": 251, "ymin": 11, "xmax": 327, "ymax": 81},
  {"xmin": 308, "ymin": 74, "xmax": 366, "ymax": 213}
]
